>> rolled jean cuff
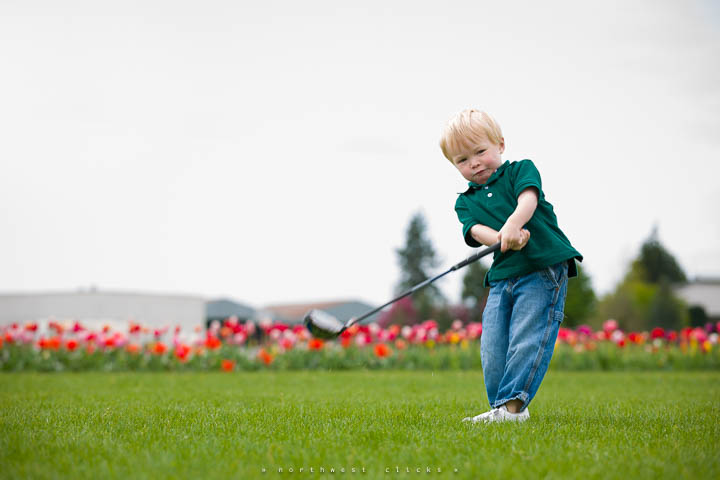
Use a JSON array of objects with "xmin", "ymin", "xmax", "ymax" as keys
[{"xmin": 492, "ymin": 392, "xmax": 529, "ymax": 410}]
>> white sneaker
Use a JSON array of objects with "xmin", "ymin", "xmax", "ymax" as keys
[
  {"xmin": 462, "ymin": 408, "xmax": 499, "ymax": 423},
  {"xmin": 463, "ymin": 405, "xmax": 530, "ymax": 424}
]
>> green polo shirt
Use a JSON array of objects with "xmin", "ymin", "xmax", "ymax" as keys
[{"xmin": 455, "ymin": 159, "xmax": 582, "ymax": 286}]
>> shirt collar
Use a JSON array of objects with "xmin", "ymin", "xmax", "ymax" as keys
[{"xmin": 467, "ymin": 160, "xmax": 510, "ymax": 190}]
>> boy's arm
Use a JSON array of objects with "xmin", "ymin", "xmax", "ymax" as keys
[
  {"xmin": 471, "ymin": 224, "xmax": 530, "ymax": 248},
  {"xmin": 498, "ymin": 187, "xmax": 539, "ymax": 252}
]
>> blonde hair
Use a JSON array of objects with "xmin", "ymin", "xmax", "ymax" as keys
[{"xmin": 439, "ymin": 109, "xmax": 503, "ymax": 162}]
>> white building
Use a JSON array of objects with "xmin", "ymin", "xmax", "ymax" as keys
[
  {"xmin": 675, "ymin": 278, "xmax": 720, "ymax": 322},
  {"xmin": 0, "ymin": 289, "xmax": 206, "ymax": 332}
]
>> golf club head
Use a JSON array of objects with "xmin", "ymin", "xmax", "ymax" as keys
[{"xmin": 304, "ymin": 309, "xmax": 345, "ymax": 339}]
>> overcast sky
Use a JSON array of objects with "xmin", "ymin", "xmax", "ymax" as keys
[{"xmin": 1, "ymin": 0, "xmax": 719, "ymax": 310}]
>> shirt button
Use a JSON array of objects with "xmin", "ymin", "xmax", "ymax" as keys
[
  {"xmin": 484, "ymin": 186, "xmax": 489, "ymax": 189},
  {"xmin": 487, "ymin": 193, "xmax": 493, "ymax": 198}
]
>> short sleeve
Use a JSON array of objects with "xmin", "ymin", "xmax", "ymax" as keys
[
  {"xmin": 454, "ymin": 195, "xmax": 482, "ymax": 248},
  {"xmin": 512, "ymin": 159, "xmax": 542, "ymax": 199}
]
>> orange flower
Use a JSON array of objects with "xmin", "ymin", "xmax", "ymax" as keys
[
  {"xmin": 205, "ymin": 336, "xmax": 222, "ymax": 350},
  {"xmin": 308, "ymin": 338, "xmax": 325, "ymax": 350},
  {"xmin": 341, "ymin": 337, "xmax": 352, "ymax": 348},
  {"xmin": 221, "ymin": 359, "xmax": 235, "ymax": 372},
  {"xmin": 40, "ymin": 336, "xmax": 61, "ymax": 350},
  {"xmin": 257, "ymin": 348, "xmax": 274, "ymax": 365},
  {"xmin": 394, "ymin": 339, "xmax": 407, "ymax": 350},
  {"xmin": 126, "ymin": 343, "xmax": 141, "ymax": 355},
  {"xmin": 374, "ymin": 343, "xmax": 392, "ymax": 358},
  {"xmin": 152, "ymin": 342, "xmax": 167, "ymax": 355}
]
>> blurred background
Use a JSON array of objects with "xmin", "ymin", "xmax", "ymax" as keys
[{"xmin": 1, "ymin": 0, "xmax": 718, "ymax": 332}]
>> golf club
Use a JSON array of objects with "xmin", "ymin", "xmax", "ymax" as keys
[{"xmin": 304, "ymin": 242, "xmax": 501, "ymax": 339}]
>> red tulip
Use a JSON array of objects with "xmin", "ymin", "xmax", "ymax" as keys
[
  {"xmin": 221, "ymin": 359, "xmax": 235, "ymax": 372},
  {"xmin": 650, "ymin": 327, "xmax": 665, "ymax": 339},
  {"xmin": 175, "ymin": 344, "xmax": 191, "ymax": 362},
  {"xmin": 65, "ymin": 339, "xmax": 79, "ymax": 351},
  {"xmin": 152, "ymin": 342, "xmax": 167, "ymax": 355},
  {"xmin": 308, "ymin": 338, "xmax": 324, "ymax": 350},
  {"xmin": 374, "ymin": 343, "xmax": 392, "ymax": 358}
]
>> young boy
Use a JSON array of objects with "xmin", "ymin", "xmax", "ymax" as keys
[{"xmin": 439, "ymin": 109, "xmax": 582, "ymax": 423}]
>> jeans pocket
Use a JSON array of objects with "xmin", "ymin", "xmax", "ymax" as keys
[
  {"xmin": 540, "ymin": 267, "xmax": 560, "ymax": 290},
  {"xmin": 540, "ymin": 262, "xmax": 568, "ymax": 290},
  {"xmin": 554, "ymin": 310, "xmax": 565, "ymax": 324}
]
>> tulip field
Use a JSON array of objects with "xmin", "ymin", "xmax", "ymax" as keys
[{"xmin": 1, "ymin": 317, "xmax": 719, "ymax": 372}]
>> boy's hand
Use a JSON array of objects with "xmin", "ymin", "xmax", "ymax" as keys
[{"xmin": 498, "ymin": 225, "xmax": 531, "ymax": 252}]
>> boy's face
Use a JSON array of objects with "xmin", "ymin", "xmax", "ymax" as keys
[{"xmin": 449, "ymin": 133, "xmax": 505, "ymax": 185}]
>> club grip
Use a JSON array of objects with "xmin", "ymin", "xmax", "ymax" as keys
[{"xmin": 452, "ymin": 242, "xmax": 500, "ymax": 271}]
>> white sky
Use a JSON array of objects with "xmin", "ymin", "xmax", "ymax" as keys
[{"xmin": 1, "ymin": 0, "xmax": 719, "ymax": 309}]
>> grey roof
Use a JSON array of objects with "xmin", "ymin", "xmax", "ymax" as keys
[{"xmin": 205, "ymin": 299, "xmax": 256, "ymax": 318}]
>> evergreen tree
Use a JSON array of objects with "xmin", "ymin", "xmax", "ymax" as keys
[
  {"xmin": 563, "ymin": 265, "xmax": 597, "ymax": 327},
  {"xmin": 647, "ymin": 277, "xmax": 688, "ymax": 329},
  {"xmin": 395, "ymin": 212, "xmax": 444, "ymax": 320},
  {"xmin": 632, "ymin": 226, "xmax": 686, "ymax": 284}
]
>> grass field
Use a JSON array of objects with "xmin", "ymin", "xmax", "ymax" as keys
[{"xmin": 1, "ymin": 371, "xmax": 718, "ymax": 479}]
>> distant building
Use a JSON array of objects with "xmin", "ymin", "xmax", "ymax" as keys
[
  {"xmin": 0, "ymin": 289, "xmax": 206, "ymax": 331},
  {"xmin": 675, "ymin": 278, "xmax": 720, "ymax": 322},
  {"xmin": 261, "ymin": 300, "xmax": 380, "ymax": 325},
  {"xmin": 205, "ymin": 298, "xmax": 256, "ymax": 326}
]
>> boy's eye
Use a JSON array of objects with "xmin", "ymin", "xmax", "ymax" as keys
[
  {"xmin": 456, "ymin": 158, "xmax": 466, "ymax": 164},
  {"xmin": 476, "ymin": 149, "xmax": 486, "ymax": 155}
]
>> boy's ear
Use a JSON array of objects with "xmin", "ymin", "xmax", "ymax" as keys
[{"xmin": 499, "ymin": 137, "xmax": 505, "ymax": 154}]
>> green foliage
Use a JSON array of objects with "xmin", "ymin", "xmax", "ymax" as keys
[
  {"xmin": 395, "ymin": 211, "xmax": 443, "ymax": 320},
  {"xmin": 634, "ymin": 227, "xmax": 687, "ymax": 284},
  {"xmin": 461, "ymin": 260, "xmax": 489, "ymax": 323},
  {"xmin": 597, "ymin": 280, "xmax": 657, "ymax": 331},
  {"xmin": 596, "ymin": 229, "xmax": 688, "ymax": 331},
  {"xmin": 648, "ymin": 278, "xmax": 688, "ymax": 330},
  {"xmin": 688, "ymin": 305, "xmax": 709, "ymax": 328},
  {"xmin": 563, "ymin": 264, "xmax": 597, "ymax": 327}
]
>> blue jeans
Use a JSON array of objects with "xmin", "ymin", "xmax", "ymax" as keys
[{"xmin": 480, "ymin": 261, "xmax": 569, "ymax": 411}]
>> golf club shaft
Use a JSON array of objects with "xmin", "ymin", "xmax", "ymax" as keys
[{"xmin": 344, "ymin": 242, "xmax": 501, "ymax": 329}]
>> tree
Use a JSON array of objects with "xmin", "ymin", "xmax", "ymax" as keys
[
  {"xmin": 595, "ymin": 227, "xmax": 688, "ymax": 331},
  {"xmin": 563, "ymin": 264, "xmax": 597, "ymax": 328},
  {"xmin": 395, "ymin": 211, "xmax": 444, "ymax": 321},
  {"xmin": 631, "ymin": 226, "xmax": 686, "ymax": 284},
  {"xmin": 461, "ymin": 260, "xmax": 489, "ymax": 323},
  {"xmin": 647, "ymin": 278, "xmax": 688, "ymax": 329}
]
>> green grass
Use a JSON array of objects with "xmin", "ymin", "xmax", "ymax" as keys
[{"xmin": 1, "ymin": 371, "xmax": 718, "ymax": 479}]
